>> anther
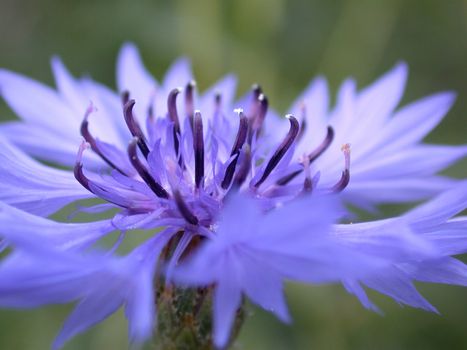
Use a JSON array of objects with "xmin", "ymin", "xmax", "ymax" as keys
[
  {"xmin": 185, "ymin": 81, "xmax": 196, "ymax": 128},
  {"xmin": 302, "ymin": 156, "xmax": 312, "ymax": 193},
  {"xmin": 74, "ymin": 141, "xmax": 91, "ymax": 191},
  {"xmin": 80, "ymin": 104, "xmax": 127, "ymax": 175},
  {"xmin": 230, "ymin": 110, "xmax": 248, "ymax": 155},
  {"xmin": 167, "ymin": 88, "xmax": 182, "ymax": 132},
  {"xmin": 254, "ymin": 115, "xmax": 300, "ymax": 188},
  {"xmin": 128, "ymin": 138, "xmax": 170, "ymax": 199},
  {"xmin": 167, "ymin": 88, "xmax": 182, "ymax": 158},
  {"xmin": 193, "ymin": 111, "xmax": 204, "ymax": 188},
  {"xmin": 121, "ymin": 91, "xmax": 130, "ymax": 106},
  {"xmin": 275, "ymin": 126, "xmax": 335, "ymax": 186},
  {"xmin": 233, "ymin": 144, "xmax": 251, "ymax": 187},
  {"xmin": 251, "ymin": 84, "xmax": 262, "ymax": 100},
  {"xmin": 221, "ymin": 110, "xmax": 248, "ymax": 189},
  {"xmin": 247, "ymin": 84, "xmax": 263, "ymax": 120},
  {"xmin": 123, "ymin": 100, "xmax": 151, "ymax": 158},
  {"xmin": 173, "ymin": 190, "xmax": 199, "ymax": 225},
  {"xmin": 308, "ymin": 126, "xmax": 334, "ymax": 163},
  {"xmin": 331, "ymin": 143, "xmax": 351, "ymax": 192}
]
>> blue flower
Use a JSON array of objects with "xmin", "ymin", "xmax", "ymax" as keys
[{"xmin": 0, "ymin": 43, "xmax": 465, "ymax": 349}]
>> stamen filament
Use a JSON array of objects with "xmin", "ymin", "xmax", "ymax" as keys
[
  {"xmin": 221, "ymin": 110, "xmax": 248, "ymax": 189},
  {"xmin": 80, "ymin": 105, "xmax": 127, "ymax": 175},
  {"xmin": 173, "ymin": 190, "xmax": 199, "ymax": 225},
  {"xmin": 331, "ymin": 143, "xmax": 351, "ymax": 192},
  {"xmin": 254, "ymin": 115, "xmax": 300, "ymax": 188},
  {"xmin": 193, "ymin": 111, "xmax": 204, "ymax": 188},
  {"xmin": 185, "ymin": 81, "xmax": 196, "ymax": 129},
  {"xmin": 123, "ymin": 100, "xmax": 151, "ymax": 158},
  {"xmin": 275, "ymin": 126, "xmax": 335, "ymax": 186},
  {"xmin": 128, "ymin": 138, "xmax": 170, "ymax": 199},
  {"xmin": 167, "ymin": 88, "xmax": 182, "ymax": 159}
]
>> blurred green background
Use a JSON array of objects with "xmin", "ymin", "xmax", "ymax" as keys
[{"xmin": 0, "ymin": 0, "xmax": 466, "ymax": 349}]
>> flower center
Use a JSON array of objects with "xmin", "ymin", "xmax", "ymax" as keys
[{"xmin": 73, "ymin": 83, "xmax": 351, "ymax": 227}]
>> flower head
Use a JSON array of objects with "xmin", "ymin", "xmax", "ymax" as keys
[{"xmin": 0, "ymin": 43, "xmax": 466, "ymax": 349}]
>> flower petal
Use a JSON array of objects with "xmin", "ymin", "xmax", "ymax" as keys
[{"xmin": 0, "ymin": 138, "xmax": 93, "ymax": 215}]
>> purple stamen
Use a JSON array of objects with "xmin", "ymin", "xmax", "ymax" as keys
[
  {"xmin": 123, "ymin": 100, "xmax": 151, "ymax": 158},
  {"xmin": 331, "ymin": 144, "xmax": 351, "ymax": 192},
  {"xmin": 80, "ymin": 105, "xmax": 127, "ymax": 175},
  {"xmin": 247, "ymin": 84, "xmax": 262, "ymax": 120},
  {"xmin": 302, "ymin": 156, "xmax": 313, "ymax": 193},
  {"xmin": 167, "ymin": 88, "xmax": 182, "ymax": 132},
  {"xmin": 167, "ymin": 88, "xmax": 182, "ymax": 158},
  {"xmin": 276, "ymin": 126, "xmax": 335, "ymax": 186},
  {"xmin": 221, "ymin": 110, "xmax": 248, "ymax": 189},
  {"xmin": 185, "ymin": 81, "xmax": 196, "ymax": 128},
  {"xmin": 247, "ymin": 94, "xmax": 268, "ymax": 144},
  {"xmin": 254, "ymin": 115, "xmax": 300, "ymax": 188},
  {"xmin": 233, "ymin": 145, "xmax": 251, "ymax": 187},
  {"xmin": 74, "ymin": 141, "xmax": 91, "ymax": 191},
  {"xmin": 128, "ymin": 138, "xmax": 170, "ymax": 199},
  {"xmin": 121, "ymin": 91, "xmax": 130, "ymax": 106},
  {"xmin": 193, "ymin": 111, "xmax": 204, "ymax": 188},
  {"xmin": 252, "ymin": 94, "xmax": 268, "ymax": 132},
  {"xmin": 173, "ymin": 190, "xmax": 199, "ymax": 225},
  {"xmin": 308, "ymin": 126, "xmax": 334, "ymax": 163}
]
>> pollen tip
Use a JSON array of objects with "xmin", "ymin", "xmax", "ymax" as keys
[
  {"xmin": 285, "ymin": 114, "xmax": 294, "ymax": 120},
  {"xmin": 76, "ymin": 141, "xmax": 89, "ymax": 164},
  {"xmin": 124, "ymin": 99, "xmax": 136, "ymax": 110},
  {"xmin": 121, "ymin": 90, "xmax": 130, "ymax": 105},
  {"xmin": 341, "ymin": 143, "xmax": 351, "ymax": 154},
  {"xmin": 234, "ymin": 108, "xmax": 244, "ymax": 114},
  {"xmin": 188, "ymin": 80, "xmax": 196, "ymax": 87}
]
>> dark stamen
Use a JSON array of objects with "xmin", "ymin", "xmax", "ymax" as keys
[
  {"xmin": 121, "ymin": 91, "xmax": 130, "ymax": 106},
  {"xmin": 185, "ymin": 81, "xmax": 196, "ymax": 128},
  {"xmin": 80, "ymin": 105, "xmax": 127, "ymax": 175},
  {"xmin": 302, "ymin": 157, "xmax": 313, "ymax": 193},
  {"xmin": 276, "ymin": 169, "xmax": 302, "ymax": 186},
  {"xmin": 248, "ymin": 94, "xmax": 268, "ymax": 144},
  {"xmin": 308, "ymin": 126, "xmax": 334, "ymax": 163},
  {"xmin": 331, "ymin": 144, "xmax": 351, "ymax": 192},
  {"xmin": 128, "ymin": 138, "xmax": 169, "ymax": 199},
  {"xmin": 173, "ymin": 190, "xmax": 199, "ymax": 225},
  {"xmin": 275, "ymin": 126, "xmax": 335, "ymax": 186},
  {"xmin": 123, "ymin": 100, "xmax": 151, "ymax": 158},
  {"xmin": 221, "ymin": 110, "xmax": 248, "ymax": 189},
  {"xmin": 167, "ymin": 88, "xmax": 182, "ymax": 158},
  {"xmin": 252, "ymin": 94, "xmax": 268, "ymax": 132},
  {"xmin": 233, "ymin": 145, "xmax": 251, "ymax": 187},
  {"xmin": 193, "ymin": 111, "xmax": 204, "ymax": 188},
  {"xmin": 247, "ymin": 84, "xmax": 262, "ymax": 120},
  {"xmin": 230, "ymin": 110, "xmax": 248, "ymax": 156},
  {"xmin": 251, "ymin": 84, "xmax": 262, "ymax": 101},
  {"xmin": 254, "ymin": 115, "xmax": 300, "ymax": 188},
  {"xmin": 74, "ymin": 142, "xmax": 91, "ymax": 191},
  {"xmin": 168, "ymin": 88, "xmax": 182, "ymax": 132}
]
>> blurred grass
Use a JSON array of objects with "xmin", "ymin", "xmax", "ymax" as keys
[{"xmin": 0, "ymin": 0, "xmax": 466, "ymax": 349}]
